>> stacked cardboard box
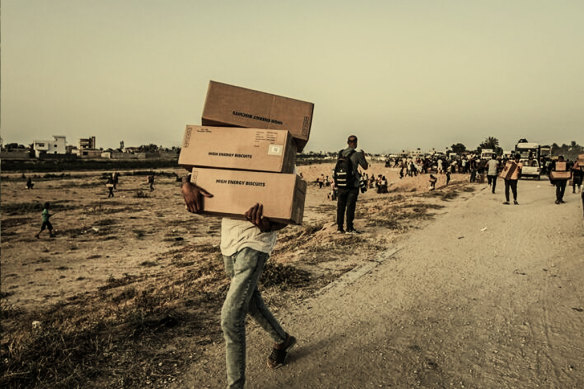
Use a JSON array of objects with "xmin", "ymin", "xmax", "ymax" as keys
[
  {"xmin": 179, "ymin": 81, "xmax": 313, "ymax": 224},
  {"xmin": 202, "ymin": 81, "xmax": 314, "ymax": 153}
]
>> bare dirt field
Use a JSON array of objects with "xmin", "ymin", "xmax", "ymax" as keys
[{"xmin": 2, "ymin": 163, "xmax": 582, "ymax": 388}]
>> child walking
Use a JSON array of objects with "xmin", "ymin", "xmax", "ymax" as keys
[{"xmin": 35, "ymin": 202, "xmax": 55, "ymax": 238}]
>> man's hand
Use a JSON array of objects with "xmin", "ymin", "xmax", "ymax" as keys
[
  {"xmin": 182, "ymin": 182, "xmax": 213, "ymax": 213},
  {"xmin": 245, "ymin": 203, "xmax": 286, "ymax": 232}
]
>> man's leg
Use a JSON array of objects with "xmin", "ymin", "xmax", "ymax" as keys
[
  {"xmin": 504, "ymin": 180, "xmax": 510, "ymax": 203},
  {"xmin": 345, "ymin": 188, "xmax": 359, "ymax": 231},
  {"xmin": 511, "ymin": 180, "xmax": 518, "ymax": 202},
  {"xmin": 491, "ymin": 176, "xmax": 497, "ymax": 193},
  {"xmin": 248, "ymin": 286, "xmax": 287, "ymax": 343},
  {"xmin": 221, "ymin": 248, "xmax": 268, "ymax": 389},
  {"xmin": 336, "ymin": 188, "xmax": 349, "ymax": 231},
  {"xmin": 559, "ymin": 180, "xmax": 567, "ymax": 203}
]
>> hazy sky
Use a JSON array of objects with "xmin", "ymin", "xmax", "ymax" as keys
[{"xmin": 2, "ymin": 0, "xmax": 583, "ymax": 153}]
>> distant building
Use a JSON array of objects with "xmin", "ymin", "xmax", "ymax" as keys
[
  {"xmin": 79, "ymin": 136, "xmax": 96, "ymax": 150},
  {"xmin": 78, "ymin": 149, "xmax": 102, "ymax": 159},
  {"xmin": 33, "ymin": 135, "xmax": 67, "ymax": 158}
]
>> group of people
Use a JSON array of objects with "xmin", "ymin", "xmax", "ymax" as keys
[
  {"xmin": 479, "ymin": 153, "xmax": 583, "ymax": 205},
  {"xmin": 105, "ymin": 171, "xmax": 157, "ymax": 197}
]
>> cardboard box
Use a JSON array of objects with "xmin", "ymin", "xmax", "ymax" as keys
[
  {"xmin": 190, "ymin": 167, "xmax": 306, "ymax": 224},
  {"xmin": 499, "ymin": 161, "xmax": 520, "ymax": 180},
  {"xmin": 179, "ymin": 126, "xmax": 297, "ymax": 173},
  {"xmin": 555, "ymin": 161, "xmax": 567, "ymax": 171},
  {"xmin": 201, "ymin": 81, "xmax": 314, "ymax": 152},
  {"xmin": 549, "ymin": 171, "xmax": 571, "ymax": 180}
]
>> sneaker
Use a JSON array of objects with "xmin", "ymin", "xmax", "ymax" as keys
[
  {"xmin": 555, "ymin": 200, "xmax": 560, "ymax": 204},
  {"xmin": 267, "ymin": 334, "xmax": 297, "ymax": 369},
  {"xmin": 513, "ymin": 201, "xmax": 519, "ymax": 205},
  {"xmin": 503, "ymin": 201, "xmax": 510, "ymax": 205},
  {"xmin": 346, "ymin": 228, "xmax": 361, "ymax": 235},
  {"xmin": 560, "ymin": 200, "xmax": 566, "ymax": 204},
  {"xmin": 336, "ymin": 228, "xmax": 345, "ymax": 234}
]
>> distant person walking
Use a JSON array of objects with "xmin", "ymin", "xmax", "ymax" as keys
[
  {"xmin": 26, "ymin": 177, "xmax": 34, "ymax": 190},
  {"xmin": 147, "ymin": 174, "xmax": 155, "ymax": 191},
  {"xmin": 333, "ymin": 135, "xmax": 368, "ymax": 234},
  {"xmin": 501, "ymin": 154, "xmax": 523, "ymax": 205},
  {"xmin": 35, "ymin": 202, "xmax": 55, "ymax": 239},
  {"xmin": 551, "ymin": 156, "xmax": 570, "ymax": 204},
  {"xmin": 571, "ymin": 158, "xmax": 583, "ymax": 193},
  {"xmin": 486, "ymin": 155, "xmax": 499, "ymax": 194},
  {"xmin": 112, "ymin": 172, "xmax": 120, "ymax": 189},
  {"xmin": 429, "ymin": 174, "xmax": 438, "ymax": 191},
  {"xmin": 106, "ymin": 177, "xmax": 115, "ymax": 198}
]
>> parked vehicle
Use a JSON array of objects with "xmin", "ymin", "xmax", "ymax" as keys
[{"xmin": 515, "ymin": 142, "xmax": 541, "ymax": 179}]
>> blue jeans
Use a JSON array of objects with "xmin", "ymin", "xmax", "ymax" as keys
[{"xmin": 221, "ymin": 248, "xmax": 287, "ymax": 389}]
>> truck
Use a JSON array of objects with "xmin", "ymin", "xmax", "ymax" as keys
[
  {"xmin": 480, "ymin": 148, "xmax": 496, "ymax": 160},
  {"xmin": 515, "ymin": 142, "xmax": 541, "ymax": 179}
]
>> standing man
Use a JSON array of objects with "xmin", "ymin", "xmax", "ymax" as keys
[
  {"xmin": 334, "ymin": 135, "xmax": 368, "ymax": 234},
  {"xmin": 486, "ymin": 154, "xmax": 499, "ymax": 194},
  {"xmin": 502, "ymin": 154, "xmax": 523, "ymax": 205},
  {"xmin": 181, "ymin": 179, "xmax": 296, "ymax": 389}
]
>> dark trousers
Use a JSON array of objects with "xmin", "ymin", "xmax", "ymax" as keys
[
  {"xmin": 505, "ymin": 179, "xmax": 518, "ymax": 202},
  {"xmin": 487, "ymin": 175, "xmax": 497, "ymax": 193},
  {"xmin": 337, "ymin": 187, "xmax": 359, "ymax": 230},
  {"xmin": 555, "ymin": 180, "xmax": 567, "ymax": 202}
]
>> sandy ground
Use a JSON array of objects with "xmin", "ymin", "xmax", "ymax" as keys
[
  {"xmin": 172, "ymin": 178, "xmax": 584, "ymax": 388},
  {"xmin": 2, "ymin": 164, "xmax": 583, "ymax": 388}
]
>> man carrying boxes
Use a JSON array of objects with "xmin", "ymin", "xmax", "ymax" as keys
[
  {"xmin": 180, "ymin": 81, "xmax": 314, "ymax": 389},
  {"xmin": 500, "ymin": 154, "xmax": 523, "ymax": 205},
  {"xmin": 549, "ymin": 156, "xmax": 571, "ymax": 204}
]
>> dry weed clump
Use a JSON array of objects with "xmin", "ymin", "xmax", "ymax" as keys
[{"xmin": 261, "ymin": 263, "xmax": 311, "ymax": 289}]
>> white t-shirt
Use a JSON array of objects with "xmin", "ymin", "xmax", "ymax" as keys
[
  {"xmin": 487, "ymin": 159, "xmax": 499, "ymax": 176},
  {"xmin": 220, "ymin": 218, "xmax": 277, "ymax": 257}
]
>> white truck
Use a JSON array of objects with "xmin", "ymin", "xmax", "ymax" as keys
[
  {"xmin": 515, "ymin": 142, "xmax": 541, "ymax": 179},
  {"xmin": 480, "ymin": 149, "xmax": 496, "ymax": 160}
]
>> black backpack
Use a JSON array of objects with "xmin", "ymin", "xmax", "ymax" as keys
[{"xmin": 334, "ymin": 149, "xmax": 356, "ymax": 188}]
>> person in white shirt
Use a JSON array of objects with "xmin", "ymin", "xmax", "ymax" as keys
[
  {"xmin": 486, "ymin": 155, "xmax": 500, "ymax": 194},
  {"xmin": 181, "ymin": 179, "xmax": 296, "ymax": 389}
]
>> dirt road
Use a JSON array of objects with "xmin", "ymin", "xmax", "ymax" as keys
[{"xmin": 175, "ymin": 180, "xmax": 584, "ymax": 388}]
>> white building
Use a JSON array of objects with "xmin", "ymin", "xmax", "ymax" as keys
[{"xmin": 33, "ymin": 135, "xmax": 67, "ymax": 158}]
